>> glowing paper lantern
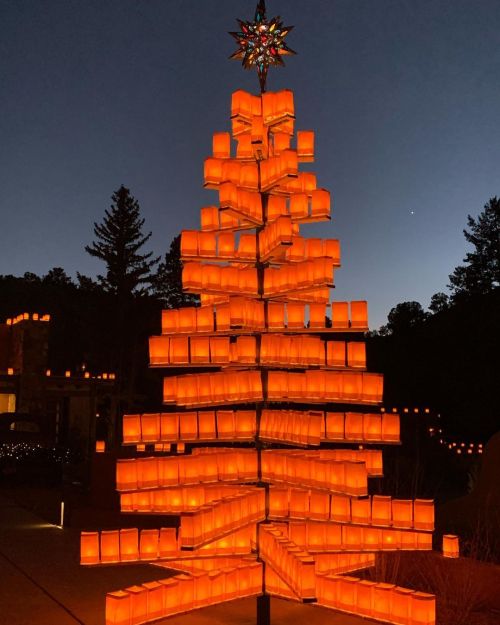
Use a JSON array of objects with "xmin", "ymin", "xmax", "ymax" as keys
[
  {"xmin": 344, "ymin": 412, "xmax": 363, "ymax": 440},
  {"xmin": 330, "ymin": 494, "xmax": 351, "ymax": 523},
  {"xmin": 442, "ymin": 534, "xmax": 459, "ymax": 558},
  {"xmin": 411, "ymin": 592, "xmax": 436, "ymax": 625},
  {"xmin": 382, "ymin": 413, "xmax": 400, "ymax": 442},
  {"xmin": 234, "ymin": 410, "xmax": 256, "ymax": 439},
  {"xmin": 141, "ymin": 413, "xmax": 160, "ymax": 442},
  {"xmin": 179, "ymin": 412, "xmax": 198, "ymax": 441},
  {"xmin": 357, "ymin": 579, "xmax": 376, "ymax": 617},
  {"xmin": 105, "ymin": 590, "xmax": 131, "ymax": 625},
  {"xmin": 123, "ymin": 414, "xmax": 142, "ymax": 444},
  {"xmin": 100, "ymin": 530, "xmax": 120, "ymax": 563},
  {"xmin": 308, "ymin": 304, "xmax": 327, "ymax": 330},
  {"xmin": 170, "ymin": 337, "xmax": 189, "ymax": 365},
  {"xmin": 116, "ymin": 460, "xmax": 138, "ymax": 491},
  {"xmin": 373, "ymin": 583, "xmax": 395, "ymax": 622},
  {"xmin": 363, "ymin": 413, "xmax": 382, "ymax": 441},
  {"xmin": 347, "ymin": 342, "xmax": 366, "ymax": 368},
  {"xmin": 213, "ymin": 132, "xmax": 230, "ymax": 159},
  {"xmin": 331, "ymin": 302, "xmax": 349, "ymax": 329},
  {"xmin": 325, "ymin": 412, "xmax": 345, "ymax": 441},
  {"xmin": 326, "ymin": 341, "xmax": 345, "ymax": 368},
  {"xmin": 160, "ymin": 413, "xmax": 179, "ymax": 442},
  {"xmin": 143, "ymin": 581, "xmax": 164, "ymax": 621},
  {"xmin": 413, "ymin": 499, "xmax": 434, "ymax": 531},
  {"xmin": 311, "ymin": 189, "xmax": 330, "ymax": 219},
  {"xmin": 80, "ymin": 531, "xmax": 100, "ymax": 565},
  {"xmin": 309, "ymin": 491, "xmax": 330, "ymax": 521},
  {"xmin": 372, "ymin": 496, "xmax": 392, "ymax": 527},
  {"xmin": 391, "ymin": 586, "xmax": 414, "ymax": 625},
  {"xmin": 199, "ymin": 232, "xmax": 217, "ymax": 257},
  {"xmin": 392, "ymin": 500, "xmax": 413, "ymax": 529},
  {"xmin": 350, "ymin": 301, "xmax": 368, "ymax": 329},
  {"xmin": 126, "ymin": 585, "xmax": 148, "ymax": 625},
  {"xmin": 120, "ymin": 528, "xmax": 139, "ymax": 562},
  {"xmin": 236, "ymin": 134, "xmax": 253, "ymax": 159},
  {"xmin": 297, "ymin": 130, "xmax": 314, "ymax": 161},
  {"xmin": 351, "ymin": 497, "xmax": 371, "ymax": 525},
  {"xmin": 232, "ymin": 89, "xmax": 261, "ymax": 122},
  {"xmin": 198, "ymin": 411, "xmax": 216, "ymax": 439}
]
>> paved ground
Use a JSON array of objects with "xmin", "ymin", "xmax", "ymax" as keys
[{"xmin": 0, "ymin": 493, "xmax": 374, "ymax": 625}]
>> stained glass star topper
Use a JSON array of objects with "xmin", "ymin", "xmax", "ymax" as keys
[{"xmin": 229, "ymin": 0, "xmax": 296, "ymax": 93}]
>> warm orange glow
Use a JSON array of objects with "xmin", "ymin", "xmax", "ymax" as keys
[
  {"xmin": 392, "ymin": 499, "xmax": 413, "ymax": 529},
  {"xmin": 311, "ymin": 188, "xmax": 330, "ymax": 219},
  {"xmin": 163, "ymin": 371, "xmax": 263, "ymax": 406},
  {"xmin": 100, "ymin": 530, "xmax": 120, "ymax": 563},
  {"xmin": 411, "ymin": 591, "xmax": 436, "ymax": 625},
  {"xmin": 105, "ymin": 590, "xmax": 130, "ymax": 625},
  {"xmin": 120, "ymin": 528, "xmax": 139, "ymax": 562},
  {"xmin": 391, "ymin": 586, "xmax": 414, "ymax": 625},
  {"xmin": 179, "ymin": 412, "xmax": 198, "ymax": 440},
  {"xmin": 80, "ymin": 531, "xmax": 99, "ymax": 565},
  {"xmin": 331, "ymin": 301, "xmax": 349, "ymax": 329},
  {"xmin": 297, "ymin": 130, "xmax": 314, "ymax": 161},
  {"xmin": 381, "ymin": 413, "xmax": 400, "ymax": 442},
  {"xmin": 212, "ymin": 132, "xmax": 230, "ymax": 159},
  {"xmin": 350, "ymin": 300, "xmax": 368, "ymax": 329},
  {"xmin": 413, "ymin": 499, "xmax": 434, "ymax": 531},
  {"xmin": 92, "ymin": 84, "xmax": 438, "ymax": 625},
  {"xmin": 372, "ymin": 495, "xmax": 392, "ymax": 527},
  {"xmin": 442, "ymin": 534, "xmax": 459, "ymax": 558},
  {"xmin": 347, "ymin": 342, "xmax": 366, "ymax": 368},
  {"xmin": 266, "ymin": 370, "xmax": 383, "ymax": 404},
  {"xmin": 326, "ymin": 341, "xmax": 345, "ymax": 367}
]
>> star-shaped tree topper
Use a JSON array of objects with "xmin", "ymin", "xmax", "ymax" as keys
[{"xmin": 229, "ymin": 0, "xmax": 296, "ymax": 93}]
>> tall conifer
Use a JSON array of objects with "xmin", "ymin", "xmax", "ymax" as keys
[{"xmin": 86, "ymin": 185, "xmax": 159, "ymax": 297}]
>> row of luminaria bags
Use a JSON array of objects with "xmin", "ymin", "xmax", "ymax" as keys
[
  {"xmin": 161, "ymin": 299, "xmax": 368, "ymax": 333},
  {"xmin": 150, "ymin": 334, "xmax": 367, "ymax": 368},
  {"xmin": 82, "ymin": 520, "xmax": 432, "ymax": 567},
  {"xmin": 116, "ymin": 487, "xmax": 432, "ymax": 532},
  {"xmin": 181, "ymin": 221, "xmax": 340, "ymax": 265},
  {"xmin": 181, "ymin": 258, "xmax": 334, "ymax": 296},
  {"xmin": 82, "ymin": 525, "xmax": 256, "ymax": 565},
  {"xmin": 116, "ymin": 449, "xmax": 376, "ymax": 495},
  {"xmin": 105, "ymin": 560, "xmax": 263, "ymax": 625},
  {"xmin": 197, "ymin": 187, "xmax": 331, "ymax": 235},
  {"xmin": 104, "ymin": 569, "xmax": 434, "ymax": 625},
  {"xmin": 203, "ymin": 157, "xmax": 327, "ymax": 205},
  {"xmin": 162, "ymin": 370, "xmax": 383, "ymax": 406},
  {"xmin": 122, "ymin": 410, "xmax": 400, "ymax": 445},
  {"xmin": 199, "ymin": 185, "xmax": 328, "ymax": 231}
]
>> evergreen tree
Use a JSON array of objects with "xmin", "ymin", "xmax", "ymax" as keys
[
  {"xmin": 76, "ymin": 272, "xmax": 101, "ymax": 293},
  {"xmin": 85, "ymin": 185, "xmax": 159, "ymax": 297},
  {"xmin": 42, "ymin": 267, "xmax": 73, "ymax": 287},
  {"xmin": 448, "ymin": 197, "xmax": 500, "ymax": 300},
  {"xmin": 152, "ymin": 235, "xmax": 199, "ymax": 308},
  {"xmin": 380, "ymin": 301, "xmax": 428, "ymax": 335},
  {"xmin": 429, "ymin": 291, "xmax": 450, "ymax": 314}
]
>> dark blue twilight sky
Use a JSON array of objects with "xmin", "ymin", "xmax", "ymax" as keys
[{"xmin": 1, "ymin": 1, "xmax": 499, "ymax": 328}]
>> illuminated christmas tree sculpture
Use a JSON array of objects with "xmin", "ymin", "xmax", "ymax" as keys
[{"xmin": 81, "ymin": 3, "xmax": 436, "ymax": 624}]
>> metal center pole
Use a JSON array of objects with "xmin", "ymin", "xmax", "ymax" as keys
[{"xmin": 256, "ymin": 175, "xmax": 271, "ymax": 625}]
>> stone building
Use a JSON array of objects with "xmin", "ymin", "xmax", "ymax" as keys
[{"xmin": 0, "ymin": 312, "xmax": 117, "ymax": 457}]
